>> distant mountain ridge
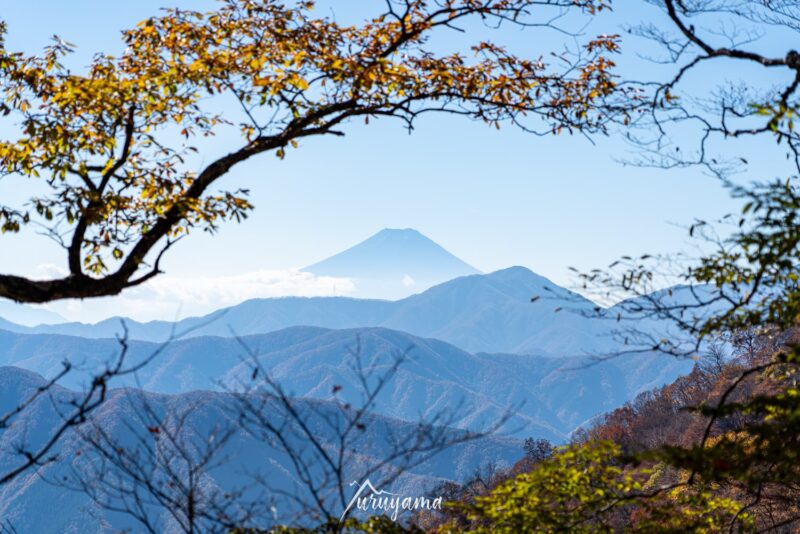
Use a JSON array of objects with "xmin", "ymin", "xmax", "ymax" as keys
[
  {"xmin": 0, "ymin": 366, "xmax": 521, "ymax": 533},
  {"xmin": 0, "ymin": 326, "xmax": 692, "ymax": 441},
  {"xmin": 0, "ymin": 266, "xmax": 616, "ymax": 356},
  {"xmin": 304, "ymin": 228, "xmax": 480, "ymax": 299},
  {"xmin": 0, "ymin": 301, "xmax": 65, "ymax": 327}
]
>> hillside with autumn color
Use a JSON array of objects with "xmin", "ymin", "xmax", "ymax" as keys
[{"xmin": 418, "ymin": 329, "xmax": 800, "ymax": 532}]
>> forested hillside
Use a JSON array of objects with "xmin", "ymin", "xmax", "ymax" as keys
[{"xmin": 425, "ymin": 329, "xmax": 800, "ymax": 532}]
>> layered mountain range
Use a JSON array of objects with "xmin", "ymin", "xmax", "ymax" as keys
[
  {"xmin": 0, "ymin": 229, "xmax": 700, "ymax": 532},
  {"xmin": 0, "ymin": 266, "xmax": 616, "ymax": 356},
  {"xmin": 0, "ymin": 366, "xmax": 520, "ymax": 533},
  {"xmin": 0, "ymin": 326, "xmax": 691, "ymax": 442}
]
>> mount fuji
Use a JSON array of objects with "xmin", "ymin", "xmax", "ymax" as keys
[{"xmin": 303, "ymin": 228, "xmax": 480, "ymax": 299}]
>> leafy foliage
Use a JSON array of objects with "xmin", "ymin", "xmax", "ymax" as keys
[
  {"xmin": 0, "ymin": 0, "xmax": 626, "ymax": 303},
  {"xmin": 429, "ymin": 2, "xmax": 800, "ymax": 530},
  {"xmin": 451, "ymin": 441, "xmax": 644, "ymax": 533},
  {"xmin": 441, "ymin": 441, "xmax": 751, "ymax": 533}
]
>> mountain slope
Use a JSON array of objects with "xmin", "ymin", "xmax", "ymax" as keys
[
  {"xmin": 379, "ymin": 266, "xmax": 609, "ymax": 355},
  {"xmin": 304, "ymin": 228, "xmax": 480, "ymax": 299},
  {"xmin": 0, "ymin": 366, "xmax": 520, "ymax": 533},
  {"xmin": 5, "ymin": 266, "xmax": 615, "ymax": 356},
  {"xmin": 0, "ymin": 301, "xmax": 65, "ymax": 327},
  {"xmin": 0, "ymin": 327, "xmax": 692, "ymax": 441}
]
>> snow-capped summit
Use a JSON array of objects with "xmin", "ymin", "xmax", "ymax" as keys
[{"xmin": 303, "ymin": 228, "xmax": 480, "ymax": 299}]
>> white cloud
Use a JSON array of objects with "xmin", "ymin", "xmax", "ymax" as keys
[
  {"xmin": 401, "ymin": 274, "xmax": 415, "ymax": 287},
  {"xmin": 34, "ymin": 263, "xmax": 69, "ymax": 279},
  {"xmin": 44, "ymin": 269, "xmax": 356, "ymax": 323},
  {"xmin": 143, "ymin": 269, "xmax": 356, "ymax": 304}
]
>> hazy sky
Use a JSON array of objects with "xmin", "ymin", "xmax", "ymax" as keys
[{"xmin": 0, "ymin": 1, "xmax": 792, "ymax": 322}]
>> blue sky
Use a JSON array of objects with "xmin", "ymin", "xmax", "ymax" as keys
[{"xmin": 0, "ymin": 1, "xmax": 792, "ymax": 321}]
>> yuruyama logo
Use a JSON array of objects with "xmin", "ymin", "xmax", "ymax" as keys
[{"xmin": 340, "ymin": 479, "xmax": 443, "ymax": 523}]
